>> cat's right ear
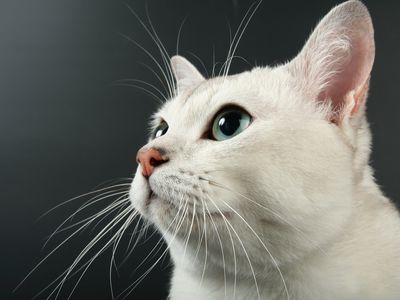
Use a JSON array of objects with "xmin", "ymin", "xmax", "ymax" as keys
[
  {"xmin": 287, "ymin": 0, "xmax": 375, "ymax": 124},
  {"xmin": 171, "ymin": 55, "xmax": 204, "ymax": 93}
]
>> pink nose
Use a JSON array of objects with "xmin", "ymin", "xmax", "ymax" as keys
[{"xmin": 136, "ymin": 147, "xmax": 168, "ymax": 178}]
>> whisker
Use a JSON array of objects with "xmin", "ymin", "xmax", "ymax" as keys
[
  {"xmin": 109, "ymin": 212, "xmax": 138, "ymax": 300},
  {"xmin": 123, "ymin": 4, "xmax": 176, "ymax": 98},
  {"xmin": 199, "ymin": 199, "xmax": 208, "ymax": 287},
  {"xmin": 203, "ymin": 200, "xmax": 227, "ymax": 300},
  {"xmin": 192, "ymin": 202, "xmax": 205, "ymax": 265},
  {"xmin": 184, "ymin": 51, "xmax": 210, "ymax": 78},
  {"xmin": 117, "ymin": 250, "xmax": 169, "ymax": 300},
  {"xmin": 68, "ymin": 211, "xmax": 139, "ymax": 300},
  {"xmin": 45, "ymin": 197, "xmax": 128, "ymax": 248},
  {"xmin": 111, "ymin": 82, "xmax": 163, "ymax": 104},
  {"xmin": 38, "ymin": 183, "xmax": 131, "ymax": 220},
  {"xmin": 219, "ymin": 197, "xmax": 289, "ymax": 300},
  {"xmin": 31, "ymin": 202, "xmax": 134, "ymax": 299},
  {"xmin": 89, "ymin": 196, "xmax": 132, "ymax": 233},
  {"xmin": 118, "ymin": 215, "xmax": 146, "ymax": 268},
  {"xmin": 222, "ymin": 0, "xmax": 262, "ymax": 78},
  {"xmin": 205, "ymin": 178, "xmax": 326, "ymax": 256},
  {"xmin": 145, "ymin": 4, "xmax": 176, "ymax": 95},
  {"xmin": 219, "ymin": 55, "xmax": 253, "ymax": 74},
  {"xmin": 211, "ymin": 45, "xmax": 217, "ymax": 78},
  {"xmin": 118, "ymin": 32, "xmax": 174, "ymax": 99},
  {"xmin": 139, "ymin": 62, "xmax": 170, "ymax": 98},
  {"xmin": 176, "ymin": 15, "xmax": 189, "ymax": 55},
  {"xmin": 118, "ymin": 197, "xmax": 190, "ymax": 300},
  {"xmin": 125, "ymin": 195, "xmax": 187, "ymax": 282},
  {"xmin": 43, "ymin": 190, "xmax": 130, "ymax": 247},
  {"xmin": 15, "ymin": 195, "xmax": 131, "ymax": 294},
  {"xmin": 113, "ymin": 78, "xmax": 167, "ymax": 100},
  {"xmin": 182, "ymin": 202, "xmax": 196, "ymax": 261},
  {"xmin": 50, "ymin": 205, "xmax": 135, "ymax": 299},
  {"xmin": 206, "ymin": 195, "xmax": 261, "ymax": 300}
]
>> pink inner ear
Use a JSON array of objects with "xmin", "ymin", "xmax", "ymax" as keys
[
  {"xmin": 287, "ymin": 1, "xmax": 376, "ymax": 123},
  {"xmin": 318, "ymin": 19, "xmax": 375, "ymax": 117},
  {"xmin": 317, "ymin": 31, "xmax": 375, "ymax": 115},
  {"xmin": 351, "ymin": 76, "xmax": 370, "ymax": 115}
]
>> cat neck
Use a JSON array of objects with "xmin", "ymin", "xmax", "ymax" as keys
[{"xmin": 167, "ymin": 170, "xmax": 400, "ymax": 300}]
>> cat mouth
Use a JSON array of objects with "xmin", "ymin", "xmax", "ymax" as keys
[
  {"xmin": 145, "ymin": 188, "xmax": 231, "ymax": 219},
  {"xmin": 145, "ymin": 188, "xmax": 177, "ymax": 209},
  {"xmin": 145, "ymin": 189, "xmax": 158, "ymax": 206}
]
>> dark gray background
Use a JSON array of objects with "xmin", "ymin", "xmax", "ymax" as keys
[{"xmin": 1, "ymin": 0, "xmax": 399, "ymax": 299}]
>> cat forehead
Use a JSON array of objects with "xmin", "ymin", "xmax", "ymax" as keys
[{"xmin": 156, "ymin": 66, "xmax": 294, "ymax": 123}]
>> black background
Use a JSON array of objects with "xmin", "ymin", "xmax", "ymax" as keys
[{"xmin": 2, "ymin": 0, "xmax": 399, "ymax": 299}]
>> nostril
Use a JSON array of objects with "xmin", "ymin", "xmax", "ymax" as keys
[
  {"xmin": 136, "ymin": 147, "xmax": 169, "ymax": 177},
  {"xmin": 150, "ymin": 157, "xmax": 166, "ymax": 167}
]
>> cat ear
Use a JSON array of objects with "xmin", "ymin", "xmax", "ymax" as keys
[
  {"xmin": 288, "ymin": 0, "xmax": 375, "ymax": 123},
  {"xmin": 170, "ymin": 55, "xmax": 204, "ymax": 93}
]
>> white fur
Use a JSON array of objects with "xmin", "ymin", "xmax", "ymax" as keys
[
  {"xmin": 130, "ymin": 1, "xmax": 400, "ymax": 299},
  {"xmin": 171, "ymin": 55, "xmax": 205, "ymax": 92}
]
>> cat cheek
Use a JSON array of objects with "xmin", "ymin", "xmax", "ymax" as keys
[{"xmin": 129, "ymin": 168, "xmax": 151, "ymax": 215}]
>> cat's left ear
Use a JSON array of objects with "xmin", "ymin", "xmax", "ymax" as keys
[
  {"xmin": 287, "ymin": 0, "xmax": 375, "ymax": 123},
  {"xmin": 171, "ymin": 55, "xmax": 204, "ymax": 93}
]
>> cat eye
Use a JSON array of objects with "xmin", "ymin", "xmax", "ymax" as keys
[
  {"xmin": 210, "ymin": 106, "xmax": 251, "ymax": 141},
  {"xmin": 153, "ymin": 121, "xmax": 169, "ymax": 139}
]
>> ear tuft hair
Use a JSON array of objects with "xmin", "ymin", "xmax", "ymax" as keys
[{"xmin": 288, "ymin": 0, "xmax": 375, "ymax": 123}]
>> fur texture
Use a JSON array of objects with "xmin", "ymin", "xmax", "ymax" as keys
[{"xmin": 130, "ymin": 1, "xmax": 400, "ymax": 299}]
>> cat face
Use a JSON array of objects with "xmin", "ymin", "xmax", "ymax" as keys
[{"xmin": 130, "ymin": 0, "xmax": 375, "ymax": 273}]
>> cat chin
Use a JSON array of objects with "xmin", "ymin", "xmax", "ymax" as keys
[
  {"xmin": 148, "ymin": 194, "xmax": 232, "ymax": 239},
  {"xmin": 130, "ymin": 169, "xmax": 227, "ymax": 234}
]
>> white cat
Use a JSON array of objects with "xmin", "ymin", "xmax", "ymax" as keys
[{"xmin": 130, "ymin": 1, "xmax": 400, "ymax": 299}]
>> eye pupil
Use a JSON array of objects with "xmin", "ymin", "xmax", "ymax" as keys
[
  {"xmin": 211, "ymin": 106, "xmax": 251, "ymax": 141},
  {"xmin": 154, "ymin": 122, "xmax": 168, "ymax": 138},
  {"xmin": 218, "ymin": 112, "xmax": 241, "ymax": 136}
]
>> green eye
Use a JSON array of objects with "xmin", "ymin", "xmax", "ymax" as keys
[
  {"xmin": 153, "ymin": 121, "xmax": 168, "ymax": 138},
  {"xmin": 211, "ymin": 107, "xmax": 251, "ymax": 141}
]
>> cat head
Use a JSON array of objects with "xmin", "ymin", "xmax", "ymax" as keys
[{"xmin": 130, "ymin": 0, "xmax": 374, "ymax": 273}]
